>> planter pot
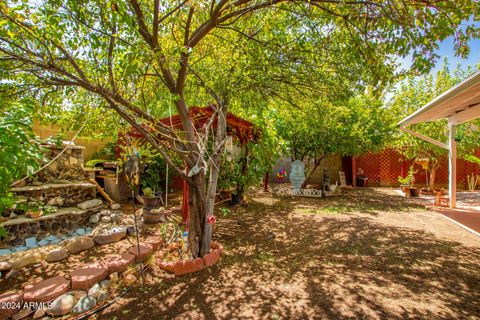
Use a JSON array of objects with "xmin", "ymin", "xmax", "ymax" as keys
[
  {"xmin": 401, "ymin": 185, "xmax": 410, "ymax": 197},
  {"xmin": 143, "ymin": 210, "xmax": 165, "ymax": 224},
  {"xmin": 143, "ymin": 196, "xmax": 161, "ymax": 208},
  {"xmin": 27, "ymin": 210, "xmax": 42, "ymax": 219},
  {"xmin": 409, "ymin": 187, "xmax": 420, "ymax": 197}
]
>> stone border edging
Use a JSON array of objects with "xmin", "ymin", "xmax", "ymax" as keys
[{"xmin": 157, "ymin": 241, "xmax": 224, "ymax": 276}]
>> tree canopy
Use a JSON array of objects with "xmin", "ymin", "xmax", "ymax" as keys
[{"xmin": 1, "ymin": 0, "xmax": 479, "ymax": 256}]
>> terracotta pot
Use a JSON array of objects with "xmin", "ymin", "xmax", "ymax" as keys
[
  {"xmin": 27, "ymin": 210, "xmax": 42, "ymax": 219},
  {"xmin": 143, "ymin": 196, "xmax": 161, "ymax": 208},
  {"xmin": 143, "ymin": 210, "xmax": 165, "ymax": 224},
  {"xmin": 409, "ymin": 187, "xmax": 420, "ymax": 197}
]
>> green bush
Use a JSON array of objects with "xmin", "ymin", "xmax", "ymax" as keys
[{"xmin": 0, "ymin": 104, "xmax": 43, "ymax": 213}]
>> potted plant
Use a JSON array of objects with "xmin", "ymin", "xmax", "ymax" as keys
[
  {"xmin": 142, "ymin": 187, "xmax": 161, "ymax": 208},
  {"xmin": 26, "ymin": 206, "xmax": 42, "ymax": 219},
  {"xmin": 398, "ymin": 166, "xmax": 419, "ymax": 197}
]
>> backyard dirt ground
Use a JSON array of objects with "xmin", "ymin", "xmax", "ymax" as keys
[{"xmin": 93, "ymin": 187, "xmax": 480, "ymax": 320}]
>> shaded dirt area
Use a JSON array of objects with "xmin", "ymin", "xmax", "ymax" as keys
[{"xmin": 95, "ymin": 188, "xmax": 480, "ymax": 320}]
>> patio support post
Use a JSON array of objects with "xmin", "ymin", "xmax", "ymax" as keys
[{"xmin": 448, "ymin": 120, "xmax": 457, "ymax": 208}]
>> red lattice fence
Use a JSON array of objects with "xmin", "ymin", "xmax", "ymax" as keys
[{"xmin": 354, "ymin": 148, "xmax": 480, "ymax": 188}]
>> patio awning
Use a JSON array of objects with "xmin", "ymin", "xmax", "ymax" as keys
[
  {"xmin": 398, "ymin": 69, "xmax": 480, "ymax": 209},
  {"xmin": 398, "ymin": 70, "xmax": 480, "ymax": 127}
]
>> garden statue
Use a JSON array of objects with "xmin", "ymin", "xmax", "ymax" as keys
[
  {"xmin": 322, "ymin": 169, "xmax": 331, "ymax": 195},
  {"xmin": 290, "ymin": 160, "xmax": 305, "ymax": 192}
]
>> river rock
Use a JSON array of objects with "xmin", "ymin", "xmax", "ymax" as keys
[
  {"xmin": 46, "ymin": 293, "xmax": 76, "ymax": 316},
  {"xmin": 65, "ymin": 236, "xmax": 94, "ymax": 254},
  {"xmin": 101, "ymin": 216, "xmax": 111, "ymax": 223},
  {"xmin": 72, "ymin": 296, "xmax": 97, "ymax": 314},
  {"xmin": 97, "ymin": 290, "xmax": 108, "ymax": 303},
  {"xmin": 89, "ymin": 214, "xmax": 100, "ymax": 224},
  {"xmin": 77, "ymin": 199, "xmax": 102, "ymax": 210},
  {"xmin": 0, "ymin": 260, "xmax": 13, "ymax": 271},
  {"xmin": 93, "ymin": 228, "xmax": 126, "ymax": 245},
  {"xmin": 111, "ymin": 203, "xmax": 121, "ymax": 210},
  {"xmin": 5, "ymin": 269, "xmax": 20, "ymax": 280},
  {"xmin": 87, "ymin": 283, "xmax": 100, "ymax": 298},
  {"xmin": 46, "ymin": 248, "xmax": 69, "ymax": 263},
  {"xmin": 32, "ymin": 308, "xmax": 45, "ymax": 319}
]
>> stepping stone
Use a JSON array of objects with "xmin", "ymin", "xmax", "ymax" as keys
[
  {"xmin": 0, "ymin": 291, "xmax": 23, "ymax": 319},
  {"xmin": 0, "ymin": 249, "xmax": 12, "ymax": 256},
  {"xmin": 128, "ymin": 243, "xmax": 153, "ymax": 261},
  {"xmin": 23, "ymin": 276, "xmax": 70, "ymax": 302},
  {"xmin": 93, "ymin": 228, "xmax": 126, "ymax": 245},
  {"xmin": 104, "ymin": 253, "xmax": 135, "ymax": 274},
  {"xmin": 71, "ymin": 262, "xmax": 109, "ymax": 290},
  {"xmin": 146, "ymin": 238, "xmax": 164, "ymax": 250},
  {"xmin": 25, "ymin": 237, "xmax": 37, "ymax": 248}
]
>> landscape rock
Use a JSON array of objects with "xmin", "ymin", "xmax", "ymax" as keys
[
  {"xmin": 100, "ymin": 209, "xmax": 111, "ymax": 216},
  {"xmin": 65, "ymin": 236, "xmax": 94, "ymax": 254},
  {"xmin": 47, "ymin": 197, "xmax": 64, "ymax": 206},
  {"xmin": 89, "ymin": 214, "xmax": 100, "ymax": 224},
  {"xmin": 109, "ymin": 272, "xmax": 119, "ymax": 283},
  {"xmin": 72, "ymin": 296, "xmax": 96, "ymax": 314},
  {"xmin": 97, "ymin": 290, "xmax": 108, "ymax": 303},
  {"xmin": 123, "ymin": 274, "xmax": 137, "ymax": 286},
  {"xmin": 77, "ymin": 199, "xmax": 102, "ymax": 210},
  {"xmin": 68, "ymin": 290, "xmax": 88, "ymax": 300},
  {"xmin": 75, "ymin": 228, "xmax": 86, "ymax": 235},
  {"xmin": 0, "ymin": 260, "xmax": 13, "ymax": 271},
  {"xmin": 100, "ymin": 280, "xmax": 110, "ymax": 289},
  {"xmin": 16, "ymin": 252, "xmax": 43, "ymax": 268},
  {"xmin": 111, "ymin": 203, "xmax": 121, "ymax": 210},
  {"xmin": 93, "ymin": 227, "xmax": 127, "ymax": 245},
  {"xmin": 46, "ymin": 293, "xmax": 76, "ymax": 316},
  {"xmin": 101, "ymin": 216, "xmax": 111, "ymax": 223},
  {"xmin": 87, "ymin": 283, "xmax": 100, "ymax": 298},
  {"xmin": 6, "ymin": 269, "xmax": 20, "ymax": 280},
  {"xmin": 32, "ymin": 308, "xmax": 46, "ymax": 319},
  {"xmin": 46, "ymin": 248, "xmax": 69, "ymax": 263}
]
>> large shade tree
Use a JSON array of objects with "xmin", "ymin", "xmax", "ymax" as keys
[{"xmin": 1, "ymin": 0, "xmax": 478, "ymax": 257}]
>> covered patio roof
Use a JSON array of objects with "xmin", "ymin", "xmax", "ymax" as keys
[
  {"xmin": 398, "ymin": 69, "xmax": 480, "ymax": 208},
  {"xmin": 399, "ymin": 70, "xmax": 480, "ymax": 127}
]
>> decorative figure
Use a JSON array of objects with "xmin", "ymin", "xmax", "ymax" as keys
[
  {"xmin": 290, "ymin": 160, "xmax": 305, "ymax": 192},
  {"xmin": 322, "ymin": 169, "xmax": 331, "ymax": 195}
]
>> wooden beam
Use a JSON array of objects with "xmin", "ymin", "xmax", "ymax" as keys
[{"xmin": 400, "ymin": 127, "xmax": 449, "ymax": 150}]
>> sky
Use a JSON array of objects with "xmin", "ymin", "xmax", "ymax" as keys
[{"xmin": 431, "ymin": 37, "xmax": 480, "ymax": 74}]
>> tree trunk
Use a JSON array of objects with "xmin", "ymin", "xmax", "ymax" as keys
[
  {"xmin": 428, "ymin": 167, "xmax": 437, "ymax": 191},
  {"xmin": 301, "ymin": 156, "xmax": 324, "ymax": 189},
  {"xmin": 187, "ymin": 172, "xmax": 207, "ymax": 258},
  {"xmin": 200, "ymin": 104, "xmax": 228, "ymax": 257}
]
